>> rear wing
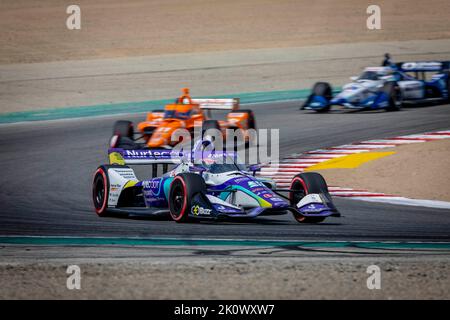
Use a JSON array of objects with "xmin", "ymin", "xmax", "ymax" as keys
[
  {"xmin": 109, "ymin": 148, "xmax": 183, "ymax": 165},
  {"xmin": 109, "ymin": 148, "xmax": 239, "ymax": 165},
  {"xmin": 109, "ymin": 146, "xmax": 241, "ymax": 165},
  {"xmin": 396, "ymin": 61, "xmax": 450, "ymax": 72},
  {"xmin": 192, "ymin": 98, "xmax": 240, "ymax": 111}
]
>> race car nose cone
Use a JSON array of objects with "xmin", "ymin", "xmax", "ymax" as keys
[
  {"xmin": 271, "ymin": 201, "xmax": 289, "ymax": 208},
  {"xmin": 262, "ymin": 195, "xmax": 289, "ymax": 208}
]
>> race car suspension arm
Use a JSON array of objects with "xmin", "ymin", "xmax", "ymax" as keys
[
  {"xmin": 207, "ymin": 189, "xmax": 237, "ymax": 194},
  {"xmin": 272, "ymin": 189, "xmax": 298, "ymax": 200}
]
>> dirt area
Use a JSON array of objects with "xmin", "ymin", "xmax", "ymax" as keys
[
  {"xmin": 317, "ymin": 139, "xmax": 450, "ymax": 202},
  {"xmin": 1, "ymin": 257, "xmax": 449, "ymax": 299},
  {"xmin": 1, "ymin": 0, "xmax": 450, "ymax": 64}
]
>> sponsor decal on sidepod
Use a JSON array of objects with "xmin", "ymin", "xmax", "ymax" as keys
[{"xmin": 191, "ymin": 205, "xmax": 212, "ymax": 216}]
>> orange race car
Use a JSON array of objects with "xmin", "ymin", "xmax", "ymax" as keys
[{"xmin": 109, "ymin": 88, "xmax": 256, "ymax": 149}]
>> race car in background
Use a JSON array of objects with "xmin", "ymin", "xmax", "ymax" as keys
[
  {"xmin": 301, "ymin": 60, "xmax": 450, "ymax": 112},
  {"xmin": 395, "ymin": 61, "xmax": 450, "ymax": 103},
  {"xmin": 110, "ymin": 88, "xmax": 256, "ymax": 149},
  {"xmin": 92, "ymin": 139, "xmax": 340, "ymax": 223}
]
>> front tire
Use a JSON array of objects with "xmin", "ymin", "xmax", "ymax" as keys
[
  {"xmin": 302, "ymin": 82, "xmax": 333, "ymax": 112},
  {"xmin": 289, "ymin": 172, "xmax": 330, "ymax": 223},
  {"xmin": 168, "ymin": 173, "xmax": 207, "ymax": 223},
  {"xmin": 92, "ymin": 166, "xmax": 110, "ymax": 217}
]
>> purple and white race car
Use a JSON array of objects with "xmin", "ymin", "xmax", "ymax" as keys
[{"xmin": 92, "ymin": 139, "xmax": 340, "ymax": 223}]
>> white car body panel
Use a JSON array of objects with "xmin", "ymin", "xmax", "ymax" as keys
[
  {"xmin": 398, "ymin": 80, "xmax": 424, "ymax": 99},
  {"xmin": 107, "ymin": 167, "xmax": 138, "ymax": 206}
]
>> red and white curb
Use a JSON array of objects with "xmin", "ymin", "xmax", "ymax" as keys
[{"xmin": 257, "ymin": 130, "xmax": 450, "ymax": 209}]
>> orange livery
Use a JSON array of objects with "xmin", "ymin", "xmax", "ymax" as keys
[{"xmin": 110, "ymin": 88, "xmax": 256, "ymax": 149}]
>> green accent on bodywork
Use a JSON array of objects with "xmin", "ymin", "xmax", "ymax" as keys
[
  {"xmin": 218, "ymin": 188, "xmax": 234, "ymax": 201},
  {"xmin": 0, "ymin": 236, "xmax": 450, "ymax": 250},
  {"xmin": 0, "ymin": 88, "xmax": 320, "ymax": 124},
  {"xmin": 163, "ymin": 177, "xmax": 173, "ymax": 198}
]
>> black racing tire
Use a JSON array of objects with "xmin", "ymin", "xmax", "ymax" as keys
[
  {"xmin": 92, "ymin": 165, "xmax": 120, "ymax": 217},
  {"xmin": 111, "ymin": 136, "xmax": 142, "ymax": 150},
  {"xmin": 313, "ymin": 82, "xmax": 333, "ymax": 98},
  {"xmin": 201, "ymin": 120, "xmax": 222, "ymax": 146},
  {"xmin": 383, "ymin": 82, "xmax": 402, "ymax": 111},
  {"xmin": 113, "ymin": 120, "xmax": 134, "ymax": 139},
  {"xmin": 232, "ymin": 109, "xmax": 256, "ymax": 149},
  {"xmin": 111, "ymin": 121, "xmax": 135, "ymax": 148},
  {"xmin": 311, "ymin": 82, "xmax": 333, "ymax": 112},
  {"xmin": 93, "ymin": 166, "xmax": 110, "ymax": 217},
  {"xmin": 168, "ymin": 173, "xmax": 207, "ymax": 223},
  {"xmin": 93, "ymin": 164, "xmax": 132, "ymax": 217},
  {"xmin": 202, "ymin": 120, "xmax": 221, "ymax": 135},
  {"xmin": 289, "ymin": 172, "xmax": 330, "ymax": 223},
  {"xmin": 188, "ymin": 127, "xmax": 195, "ymax": 139}
]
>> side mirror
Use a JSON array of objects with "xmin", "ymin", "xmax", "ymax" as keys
[
  {"xmin": 248, "ymin": 164, "xmax": 261, "ymax": 176},
  {"xmin": 350, "ymin": 76, "xmax": 358, "ymax": 81}
]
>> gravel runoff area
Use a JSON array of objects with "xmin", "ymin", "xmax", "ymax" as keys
[
  {"xmin": 317, "ymin": 139, "xmax": 450, "ymax": 202},
  {"xmin": 2, "ymin": 39, "xmax": 450, "ymax": 113},
  {"xmin": 1, "ymin": 246, "xmax": 450, "ymax": 299},
  {"xmin": 1, "ymin": 0, "xmax": 450, "ymax": 64},
  {"xmin": 1, "ymin": 0, "xmax": 450, "ymax": 113}
]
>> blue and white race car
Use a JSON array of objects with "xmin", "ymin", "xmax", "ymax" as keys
[
  {"xmin": 302, "ymin": 59, "xmax": 449, "ymax": 112},
  {"xmin": 92, "ymin": 139, "xmax": 340, "ymax": 223}
]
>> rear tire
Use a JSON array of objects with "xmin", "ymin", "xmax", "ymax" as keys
[
  {"xmin": 238, "ymin": 109, "xmax": 256, "ymax": 148},
  {"xmin": 202, "ymin": 120, "xmax": 221, "ymax": 136},
  {"xmin": 383, "ymin": 82, "xmax": 402, "ymax": 111},
  {"xmin": 201, "ymin": 120, "xmax": 222, "ymax": 149},
  {"xmin": 289, "ymin": 172, "xmax": 330, "ymax": 223},
  {"xmin": 113, "ymin": 120, "xmax": 134, "ymax": 138},
  {"xmin": 168, "ymin": 173, "xmax": 207, "ymax": 223},
  {"xmin": 111, "ymin": 120, "xmax": 135, "ymax": 149}
]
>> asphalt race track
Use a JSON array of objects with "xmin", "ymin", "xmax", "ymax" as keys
[{"xmin": 1, "ymin": 101, "xmax": 450, "ymax": 241}]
